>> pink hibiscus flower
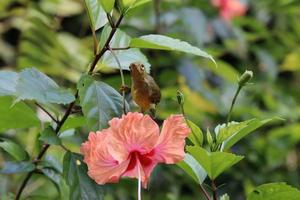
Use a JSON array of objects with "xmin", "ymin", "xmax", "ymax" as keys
[
  {"xmin": 211, "ymin": 0, "xmax": 247, "ymax": 21},
  {"xmin": 81, "ymin": 112, "xmax": 190, "ymax": 188}
]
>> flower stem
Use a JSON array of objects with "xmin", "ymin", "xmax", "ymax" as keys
[
  {"xmin": 35, "ymin": 102, "xmax": 58, "ymax": 123},
  {"xmin": 226, "ymin": 85, "xmax": 242, "ymax": 126}
]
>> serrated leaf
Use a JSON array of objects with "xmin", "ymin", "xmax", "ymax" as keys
[
  {"xmin": 177, "ymin": 153, "xmax": 207, "ymax": 184},
  {"xmin": 63, "ymin": 151, "xmax": 104, "ymax": 200},
  {"xmin": 187, "ymin": 120, "xmax": 203, "ymax": 146},
  {"xmin": 0, "ymin": 161, "xmax": 35, "ymax": 174},
  {"xmin": 39, "ymin": 126, "xmax": 62, "ymax": 145},
  {"xmin": 187, "ymin": 146, "xmax": 244, "ymax": 179},
  {"xmin": 0, "ymin": 71, "xmax": 18, "ymax": 96},
  {"xmin": 78, "ymin": 75, "xmax": 128, "ymax": 131},
  {"xmin": 15, "ymin": 68, "xmax": 75, "ymax": 105},
  {"xmin": 0, "ymin": 96, "xmax": 40, "ymax": 131},
  {"xmin": 130, "ymin": 34, "xmax": 215, "ymax": 64},
  {"xmin": 84, "ymin": 0, "xmax": 108, "ymax": 31},
  {"xmin": 222, "ymin": 117, "xmax": 282, "ymax": 151},
  {"xmin": 247, "ymin": 182, "xmax": 300, "ymax": 200},
  {"xmin": 99, "ymin": 26, "xmax": 151, "ymax": 73},
  {"xmin": 0, "ymin": 139, "xmax": 29, "ymax": 161}
]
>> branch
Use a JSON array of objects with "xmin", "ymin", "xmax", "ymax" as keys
[
  {"xmin": 110, "ymin": 47, "xmax": 130, "ymax": 50},
  {"xmin": 15, "ymin": 14, "xmax": 125, "ymax": 200},
  {"xmin": 211, "ymin": 180, "xmax": 218, "ymax": 200},
  {"xmin": 200, "ymin": 184, "xmax": 212, "ymax": 200},
  {"xmin": 35, "ymin": 103, "xmax": 58, "ymax": 123},
  {"xmin": 88, "ymin": 14, "xmax": 124, "ymax": 74}
]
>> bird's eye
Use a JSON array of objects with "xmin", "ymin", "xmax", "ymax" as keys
[{"xmin": 140, "ymin": 65, "xmax": 145, "ymax": 71}]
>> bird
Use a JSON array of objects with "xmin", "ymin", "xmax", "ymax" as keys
[{"xmin": 127, "ymin": 62, "xmax": 161, "ymax": 116}]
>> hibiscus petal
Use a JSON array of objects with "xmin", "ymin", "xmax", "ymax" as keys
[
  {"xmin": 108, "ymin": 112, "xmax": 160, "ymax": 162},
  {"xmin": 153, "ymin": 115, "xmax": 190, "ymax": 164},
  {"xmin": 81, "ymin": 130, "xmax": 130, "ymax": 184}
]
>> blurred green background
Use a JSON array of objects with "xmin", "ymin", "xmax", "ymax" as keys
[{"xmin": 0, "ymin": 0, "xmax": 300, "ymax": 199}]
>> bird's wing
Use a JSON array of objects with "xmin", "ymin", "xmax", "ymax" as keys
[{"xmin": 146, "ymin": 76, "xmax": 161, "ymax": 104}]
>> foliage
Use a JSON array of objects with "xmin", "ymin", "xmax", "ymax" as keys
[{"xmin": 0, "ymin": 0, "xmax": 300, "ymax": 199}]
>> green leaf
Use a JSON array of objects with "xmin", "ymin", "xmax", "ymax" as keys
[
  {"xmin": 84, "ymin": 0, "xmax": 108, "ymax": 31},
  {"xmin": 60, "ymin": 116, "xmax": 86, "ymax": 132},
  {"xmin": 187, "ymin": 120, "xmax": 203, "ymax": 146},
  {"xmin": 63, "ymin": 151, "xmax": 104, "ymax": 200},
  {"xmin": 0, "ymin": 139, "xmax": 29, "ymax": 161},
  {"xmin": 15, "ymin": 68, "xmax": 75, "ymax": 105},
  {"xmin": 119, "ymin": 0, "xmax": 136, "ymax": 9},
  {"xmin": 0, "ymin": 71, "xmax": 18, "ymax": 96},
  {"xmin": 222, "ymin": 117, "xmax": 282, "ymax": 151},
  {"xmin": 187, "ymin": 146, "xmax": 244, "ymax": 180},
  {"xmin": 0, "ymin": 161, "xmax": 35, "ymax": 174},
  {"xmin": 247, "ymin": 182, "xmax": 300, "ymax": 200},
  {"xmin": 39, "ymin": 126, "xmax": 62, "ymax": 145},
  {"xmin": 215, "ymin": 119, "xmax": 254, "ymax": 144},
  {"xmin": 0, "ymin": 96, "xmax": 39, "ymax": 132},
  {"xmin": 41, "ymin": 167, "xmax": 62, "ymax": 185},
  {"xmin": 99, "ymin": 0, "xmax": 115, "ymax": 13},
  {"xmin": 99, "ymin": 26, "xmax": 151, "ymax": 73},
  {"xmin": 130, "ymin": 0, "xmax": 151, "ymax": 10},
  {"xmin": 206, "ymin": 128, "xmax": 214, "ymax": 147},
  {"xmin": 78, "ymin": 75, "xmax": 128, "ymax": 131},
  {"xmin": 177, "ymin": 153, "xmax": 207, "ymax": 184},
  {"xmin": 130, "ymin": 34, "xmax": 215, "ymax": 64}
]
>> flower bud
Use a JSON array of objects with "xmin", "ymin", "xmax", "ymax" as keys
[
  {"xmin": 177, "ymin": 90, "xmax": 184, "ymax": 105},
  {"xmin": 238, "ymin": 70, "xmax": 253, "ymax": 87},
  {"xmin": 206, "ymin": 128, "xmax": 213, "ymax": 147}
]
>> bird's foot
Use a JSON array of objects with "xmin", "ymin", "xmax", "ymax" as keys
[{"xmin": 120, "ymin": 85, "xmax": 130, "ymax": 93}]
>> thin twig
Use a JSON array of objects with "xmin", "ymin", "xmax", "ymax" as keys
[
  {"xmin": 15, "ymin": 14, "xmax": 125, "ymax": 200},
  {"xmin": 92, "ymin": 30, "xmax": 98, "ymax": 55},
  {"xmin": 107, "ymin": 13, "xmax": 115, "ymax": 28},
  {"xmin": 35, "ymin": 103, "xmax": 58, "ymax": 123},
  {"xmin": 88, "ymin": 14, "xmax": 124, "ymax": 74},
  {"xmin": 108, "ymin": 46, "xmax": 127, "ymax": 114},
  {"xmin": 60, "ymin": 144, "xmax": 69, "ymax": 151},
  {"xmin": 200, "ymin": 185, "xmax": 212, "ymax": 200},
  {"xmin": 211, "ymin": 180, "xmax": 218, "ymax": 200},
  {"xmin": 110, "ymin": 47, "xmax": 130, "ymax": 50}
]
